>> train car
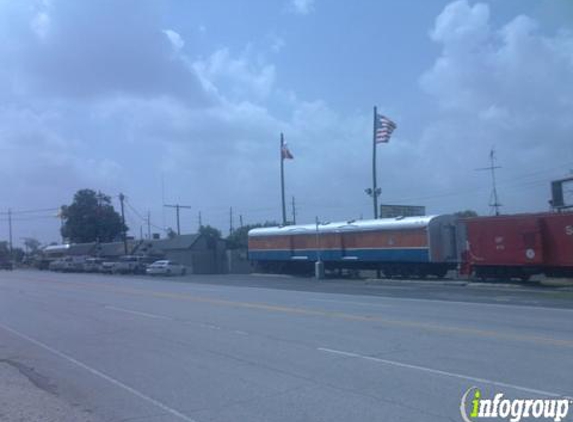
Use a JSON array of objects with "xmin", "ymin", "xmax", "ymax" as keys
[
  {"xmin": 248, "ymin": 215, "xmax": 462, "ymax": 278},
  {"xmin": 540, "ymin": 212, "xmax": 573, "ymax": 277},
  {"xmin": 463, "ymin": 212, "xmax": 573, "ymax": 280}
]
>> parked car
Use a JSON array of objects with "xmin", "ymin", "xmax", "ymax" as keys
[
  {"xmin": 100, "ymin": 260, "xmax": 116, "ymax": 274},
  {"xmin": 48, "ymin": 258, "xmax": 65, "ymax": 271},
  {"xmin": 83, "ymin": 257, "xmax": 105, "ymax": 273},
  {"xmin": 0, "ymin": 260, "xmax": 13, "ymax": 270},
  {"xmin": 112, "ymin": 255, "xmax": 154, "ymax": 274},
  {"xmin": 49, "ymin": 257, "xmax": 76, "ymax": 272},
  {"xmin": 68, "ymin": 256, "xmax": 88, "ymax": 272},
  {"xmin": 146, "ymin": 260, "xmax": 187, "ymax": 276}
]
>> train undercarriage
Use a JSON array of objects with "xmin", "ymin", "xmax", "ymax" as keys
[{"xmin": 254, "ymin": 260, "xmax": 453, "ymax": 279}]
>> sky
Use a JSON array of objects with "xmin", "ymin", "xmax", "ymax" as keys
[{"xmin": 1, "ymin": 0, "xmax": 572, "ymax": 245}]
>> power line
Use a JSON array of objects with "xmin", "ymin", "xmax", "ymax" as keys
[
  {"xmin": 164, "ymin": 204, "xmax": 191, "ymax": 235},
  {"xmin": 124, "ymin": 199, "xmax": 165, "ymax": 233},
  {"xmin": 0, "ymin": 207, "xmax": 59, "ymax": 215}
]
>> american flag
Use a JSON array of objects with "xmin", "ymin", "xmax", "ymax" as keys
[
  {"xmin": 375, "ymin": 113, "xmax": 397, "ymax": 143},
  {"xmin": 281, "ymin": 143, "xmax": 294, "ymax": 160}
]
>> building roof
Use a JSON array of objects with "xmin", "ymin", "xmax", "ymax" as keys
[
  {"xmin": 68, "ymin": 242, "xmax": 97, "ymax": 256},
  {"xmin": 95, "ymin": 241, "xmax": 139, "ymax": 257},
  {"xmin": 135, "ymin": 234, "xmax": 201, "ymax": 254},
  {"xmin": 43, "ymin": 234, "xmax": 204, "ymax": 258},
  {"xmin": 44, "ymin": 242, "xmax": 96, "ymax": 256}
]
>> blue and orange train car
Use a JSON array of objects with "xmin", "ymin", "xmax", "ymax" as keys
[{"xmin": 248, "ymin": 215, "xmax": 462, "ymax": 277}]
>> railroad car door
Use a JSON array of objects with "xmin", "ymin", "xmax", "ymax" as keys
[{"xmin": 520, "ymin": 220, "xmax": 544, "ymax": 265}]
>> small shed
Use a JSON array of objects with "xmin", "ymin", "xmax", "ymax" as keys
[
  {"xmin": 135, "ymin": 234, "xmax": 226, "ymax": 274},
  {"xmin": 95, "ymin": 241, "xmax": 139, "ymax": 259}
]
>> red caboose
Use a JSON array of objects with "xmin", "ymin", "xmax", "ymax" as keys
[
  {"xmin": 540, "ymin": 212, "xmax": 573, "ymax": 277},
  {"xmin": 464, "ymin": 212, "xmax": 573, "ymax": 280}
]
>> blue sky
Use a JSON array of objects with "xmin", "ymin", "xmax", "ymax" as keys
[{"xmin": 1, "ymin": 0, "xmax": 572, "ymax": 244}]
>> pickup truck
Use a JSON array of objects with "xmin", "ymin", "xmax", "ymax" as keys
[{"xmin": 111, "ymin": 255, "xmax": 153, "ymax": 275}]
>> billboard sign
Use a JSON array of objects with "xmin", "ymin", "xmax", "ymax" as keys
[
  {"xmin": 551, "ymin": 177, "xmax": 573, "ymax": 210},
  {"xmin": 379, "ymin": 204, "xmax": 426, "ymax": 218}
]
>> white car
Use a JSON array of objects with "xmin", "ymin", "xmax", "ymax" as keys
[
  {"xmin": 83, "ymin": 257, "xmax": 105, "ymax": 273},
  {"xmin": 146, "ymin": 260, "xmax": 186, "ymax": 276}
]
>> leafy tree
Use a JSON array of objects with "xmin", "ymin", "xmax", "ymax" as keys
[
  {"xmin": 23, "ymin": 237, "xmax": 41, "ymax": 254},
  {"xmin": 12, "ymin": 247, "xmax": 24, "ymax": 263},
  {"xmin": 199, "ymin": 225, "xmax": 222, "ymax": 248},
  {"xmin": 0, "ymin": 241, "xmax": 9, "ymax": 260},
  {"xmin": 61, "ymin": 189, "xmax": 127, "ymax": 243},
  {"xmin": 226, "ymin": 221, "xmax": 278, "ymax": 249},
  {"xmin": 166, "ymin": 228, "xmax": 177, "ymax": 239},
  {"xmin": 454, "ymin": 210, "xmax": 479, "ymax": 218}
]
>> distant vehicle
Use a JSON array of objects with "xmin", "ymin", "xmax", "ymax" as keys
[
  {"xmin": 49, "ymin": 256, "xmax": 85, "ymax": 272},
  {"xmin": 49, "ymin": 258, "xmax": 71, "ymax": 272},
  {"xmin": 48, "ymin": 259, "xmax": 63, "ymax": 271},
  {"xmin": 100, "ymin": 260, "xmax": 116, "ymax": 274},
  {"xmin": 146, "ymin": 260, "xmax": 186, "ymax": 276},
  {"xmin": 112, "ymin": 255, "xmax": 154, "ymax": 275},
  {"xmin": 0, "ymin": 260, "xmax": 13, "ymax": 270},
  {"xmin": 83, "ymin": 257, "xmax": 105, "ymax": 273}
]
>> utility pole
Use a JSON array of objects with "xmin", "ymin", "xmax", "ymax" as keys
[
  {"xmin": 147, "ymin": 211, "xmax": 151, "ymax": 239},
  {"xmin": 229, "ymin": 207, "xmax": 234, "ymax": 235},
  {"xmin": 119, "ymin": 193, "xmax": 128, "ymax": 254},
  {"xmin": 280, "ymin": 133, "xmax": 287, "ymax": 225},
  {"xmin": 476, "ymin": 148, "xmax": 502, "ymax": 216},
  {"xmin": 291, "ymin": 196, "xmax": 297, "ymax": 225},
  {"xmin": 164, "ymin": 204, "xmax": 191, "ymax": 235},
  {"xmin": 239, "ymin": 214, "xmax": 244, "ymax": 228},
  {"xmin": 198, "ymin": 211, "xmax": 202, "ymax": 229},
  {"xmin": 8, "ymin": 208, "xmax": 13, "ymax": 259}
]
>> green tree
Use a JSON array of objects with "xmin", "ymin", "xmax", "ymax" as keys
[
  {"xmin": 0, "ymin": 241, "xmax": 9, "ymax": 260},
  {"xmin": 454, "ymin": 210, "xmax": 479, "ymax": 218},
  {"xmin": 199, "ymin": 225, "xmax": 222, "ymax": 248},
  {"xmin": 12, "ymin": 247, "xmax": 24, "ymax": 263},
  {"xmin": 226, "ymin": 221, "xmax": 278, "ymax": 249},
  {"xmin": 61, "ymin": 189, "xmax": 127, "ymax": 243},
  {"xmin": 23, "ymin": 237, "xmax": 41, "ymax": 254}
]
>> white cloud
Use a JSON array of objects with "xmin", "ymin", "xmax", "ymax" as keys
[
  {"xmin": 193, "ymin": 48, "xmax": 276, "ymax": 101},
  {"xmin": 31, "ymin": 12, "xmax": 50, "ymax": 40},
  {"xmin": 162, "ymin": 29, "xmax": 185, "ymax": 54},
  {"xmin": 270, "ymin": 35, "xmax": 285, "ymax": 53},
  {"xmin": 419, "ymin": 0, "xmax": 573, "ymax": 213},
  {"xmin": 289, "ymin": 0, "xmax": 315, "ymax": 15}
]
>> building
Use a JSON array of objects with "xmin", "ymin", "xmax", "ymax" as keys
[
  {"xmin": 41, "ymin": 234, "xmax": 228, "ymax": 274},
  {"xmin": 135, "ymin": 234, "xmax": 226, "ymax": 274}
]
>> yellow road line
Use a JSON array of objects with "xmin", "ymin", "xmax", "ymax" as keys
[{"xmin": 3, "ymin": 274, "xmax": 573, "ymax": 348}]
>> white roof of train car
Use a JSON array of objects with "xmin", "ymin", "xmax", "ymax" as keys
[{"xmin": 248, "ymin": 215, "xmax": 444, "ymax": 237}]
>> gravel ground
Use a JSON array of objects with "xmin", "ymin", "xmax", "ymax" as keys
[{"xmin": 0, "ymin": 361, "xmax": 100, "ymax": 422}]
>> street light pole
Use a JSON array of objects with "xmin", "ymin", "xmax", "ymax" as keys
[
  {"xmin": 314, "ymin": 216, "xmax": 325, "ymax": 279},
  {"xmin": 119, "ymin": 193, "xmax": 128, "ymax": 255}
]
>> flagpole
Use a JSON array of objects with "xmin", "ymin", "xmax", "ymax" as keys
[
  {"xmin": 372, "ymin": 106, "xmax": 379, "ymax": 219},
  {"xmin": 280, "ymin": 133, "xmax": 287, "ymax": 225}
]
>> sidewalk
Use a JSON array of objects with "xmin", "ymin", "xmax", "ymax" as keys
[{"xmin": 0, "ymin": 360, "xmax": 100, "ymax": 422}]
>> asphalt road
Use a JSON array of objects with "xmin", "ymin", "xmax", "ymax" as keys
[{"xmin": 0, "ymin": 270, "xmax": 572, "ymax": 422}]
